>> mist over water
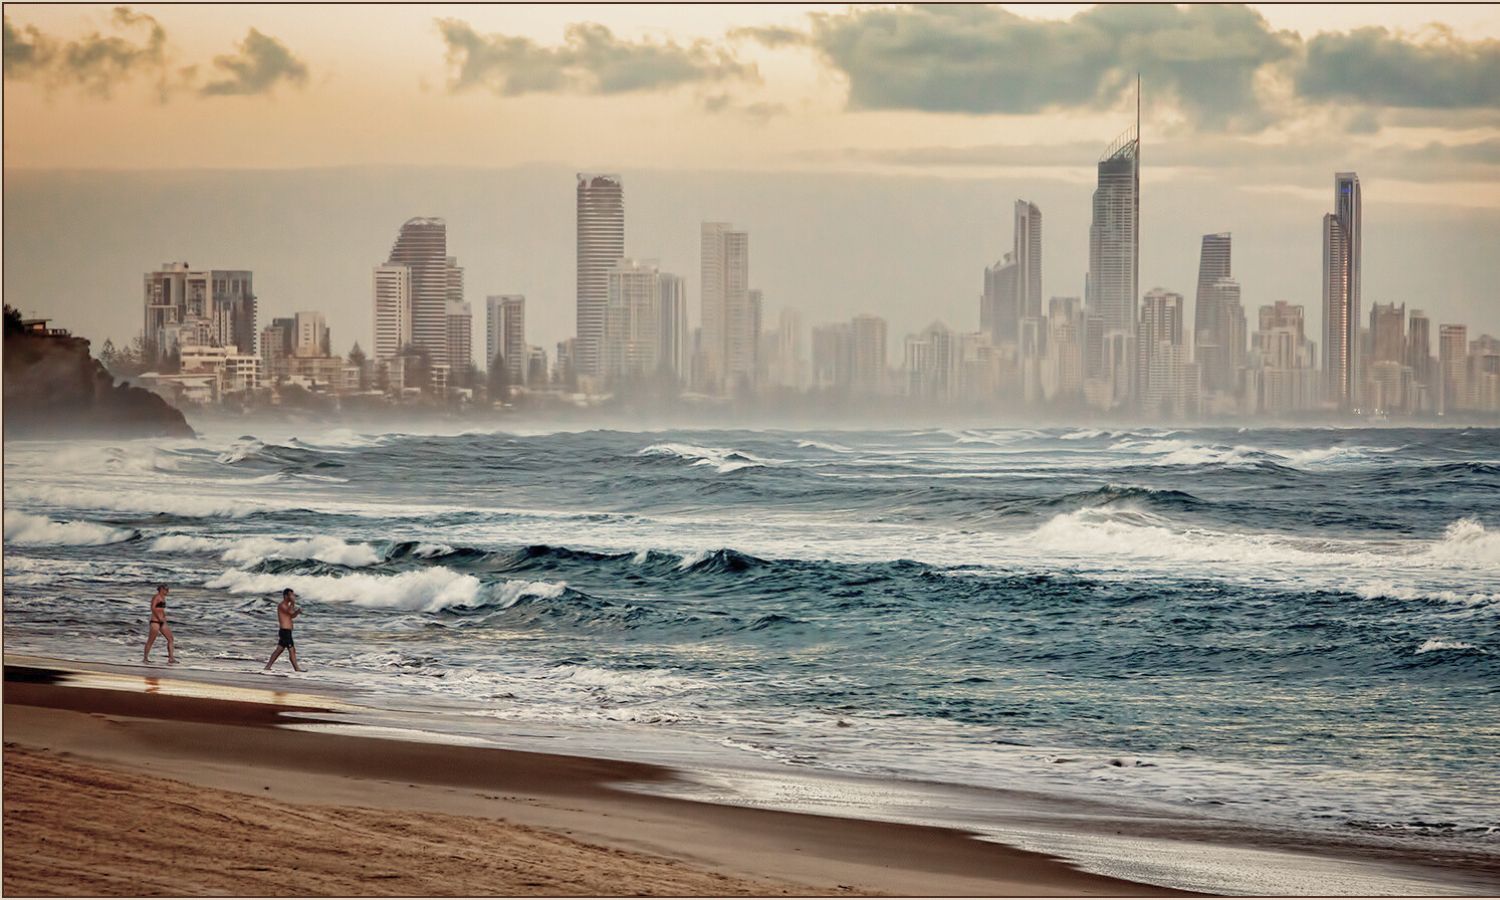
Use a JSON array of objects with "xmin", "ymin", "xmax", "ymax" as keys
[{"xmin": 4, "ymin": 423, "xmax": 1498, "ymax": 851}]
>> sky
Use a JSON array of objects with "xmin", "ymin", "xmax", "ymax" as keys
[{"xmin": 5, "ymin": 3, "xmax": 1500, "ymax": 361}]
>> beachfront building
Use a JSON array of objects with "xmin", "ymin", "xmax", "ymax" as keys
[
  {"xmin": 1323, "ymin": 172, "xmax": 1362, "ymax": 410},
  {"xmin": 487, "ymin": 295, "xmax": 527, "ymax": 383},
  {"xmin": 385, "ymin": 218, "xmax": 449, "ymax": 367},
  {"xmin": 577, "ymin": 174, "xmax": 625, "ymax": 379},
  {"xmin": 372, "ymin": 264, "xmax": 412, "ymax": 362}
]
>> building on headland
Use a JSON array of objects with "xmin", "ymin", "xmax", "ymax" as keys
[
  {"xmin": 487, "ymin": 295, "xmax": 527, "ymax": 382},
  {"xmin": 904, "ymin": 321, "xmax": 958, "ymax": 402},
  {"xmin": 1323, "ymin": 172, "xmax": 1361, "ymax": 410},
  {"xmin": 385, "ymin": 218, "xmax": 450, "ymax": 367},
  {"xmin": 446, "ymin": 301, "xmax": 472, "ymax": 376},
  {"xmin": 981, "ymin": 252, "xmax": 1018, "ymax": 347},
  {"xmin": 295, "ymin": 311, "xmax": 329, "ymax": 358},
  {"xmin": 142, "ymin": 263, "xmax": 256, "ymax": 359},
  {"xmin": 812, "ymin": 321, "xmax": 853, "ymax": 391},
  {"xmin": 577, "ymin": 174, "xmax": 625, "ymax": 379}
]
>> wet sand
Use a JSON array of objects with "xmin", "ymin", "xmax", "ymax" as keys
[{"xmin": 2, "ymin": 666, "xmax": 1165, "ymax": 897}]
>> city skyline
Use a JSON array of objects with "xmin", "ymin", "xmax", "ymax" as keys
[{"xmin": 6, "ymin": 4, "xmax": 1500, "ymax": 397}]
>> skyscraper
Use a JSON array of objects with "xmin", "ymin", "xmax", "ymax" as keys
[
  {"xmin": 385, "ymin": 218, "xmax": 449, "ymax": 366},
  {"xmin": 446, "ymin": 302, "xmax": 472, "ymax": 375},
  {"xmin": 658, "ymin": 274, "xmax": 687, "ymax": 382},
  {"xmin": 700, "ymin": 222, "xmax": 752, "ymax": 394},
  {"xmin": 576, "ymin": 174, "xmax": 625, "ymax": 378},
  {"xmin": 1323, "ymin": 172, "xmax": 1361, "ymax": 410},
  {"xmin": 487, "ymin": 295, "xmax": 526, "ymax": 382},
  {"xmin": 1137, "ymin": 288, "xmax": 1187, "ymax": 414},
  {"xmin": 294, "ymin": 311, "xmax": 329, "ymax": 358},
  {"xmin": 1192, "ymin": 233, "xmax": 1233, "ymax": 389},
  {"xmin": 1088, "ymin": 109, "xmax": 1140, "ymax": 341},
  {"xmin": 603, "ymin": 258, "xmax": 661, "ymax": 380},
  {"xmin": 1014, "ymin": 200, "xmax": 1043, "ymax": 321},
  {"xmin": 1439, "ymin": 324, "xmax": 1468, "ymax": 414},
  {"xmin": 372, "ymin": 264, "xmax": 411, "ymax": 361},
  {"xmin": 981, "ymin": 252, "xmax": 1018, "ymax": 346},
  {"xmin": 1407, "ymin": 309, "xmax": 1432, "ymax": 395},
  {"xmin": 1370, "ymin": 302, "xmax": 1405, "ymax": 364},
  {"xmin": 851, "ymin": 313, "xmax": 888, "ymax": 395},
  {"xmin": 1086, "ymin": 85, "xmax": 1140, "ymax": 407}
]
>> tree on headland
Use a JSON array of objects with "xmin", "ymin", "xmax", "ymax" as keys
[
  {"xmin": 488, "ymin": 353, "xmax": 509, "ymax": 403},
  {"xmin": 401, "ymin": 343, "xmax": 430, "ymax": 393}
]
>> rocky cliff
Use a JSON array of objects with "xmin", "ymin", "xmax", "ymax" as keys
[{"xmin": 4, "ymin": 310, "xmax": 194, "ymax": 439}]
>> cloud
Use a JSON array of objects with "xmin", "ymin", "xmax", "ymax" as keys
[
  {"xmin": 437, "ymin": 19, "xmax": 757, "ymax": 96},
  {"xmin": 3, "ymin": 9, "xmax": 308, "ymax": 101},
  {"xmin": 728, "ymin": 25, "xmax": 808, "ymax": 49},
  {"xmin": 199, "ymin": 28, "xmax": 309, "ymax": 96},
  {"xmin": 702, "ymin": 92, "xmax": 787, "ymax": 122},
  {"xmin": 803, "ymin": 4, "xmax": 1299, "ymax": 132},
  {"xmin": 1298, "ymin": 25, "xmax": 1500, "ymax": 110},
  {"xmin": 2, "ymin": 7, "xmax": 167, "ymax": 97}
]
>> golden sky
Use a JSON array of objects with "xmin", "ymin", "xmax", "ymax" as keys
[{"xmin": 5, "ymin": 3, "xmax": 1499, "ymax": 203}]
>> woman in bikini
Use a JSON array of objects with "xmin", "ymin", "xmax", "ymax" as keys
[{"xmin": 143, "ymin": 583, "xmax": 177, "ymax": 664}]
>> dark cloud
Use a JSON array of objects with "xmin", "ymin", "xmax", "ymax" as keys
[
  {"xmin": 4, "ymin": 9, "xmax": 307, "ymax": 100},
  {"xmin": 1, "ymin": 7, "xmax": 168, "ymax": 97},
  {"xmin": 728, "ymin": 25, "xmax": 808, "ymax": 49},
  {"xmin": 200, "ymin": 28, "xmax": 309, "ymax": 96},
  {"xmin": 1298, "ymin": 26, "xmax": 1500, "ymax": 110},
  {"xmin": 437, "ymin": 19, "xmax": 756, "ymax": 96},
  {"xmin": 805, "ymin": 4, "xmax": 1298, "ymax": 131}
]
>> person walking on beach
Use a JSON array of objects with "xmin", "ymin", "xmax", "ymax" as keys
[
  {"xmin": 264, "ymin": 588, "xmax": 305, "ymax": 672},
  {"xmin": 142, "ymin": 583, "xmax": 177, "ymax": 664}
]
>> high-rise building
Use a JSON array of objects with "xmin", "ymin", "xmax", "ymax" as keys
[
  {"xmin": 1137, "ymin": 288, "xmax": 1186, "ymax": 414},
  {"xmin": 1014, "ymin": 201, "xmax": 1043, "ymax": 321},
  {"xmin": 603, "ymin": 259, "xmax": 662, "ymax": 380},
  {"xmin": 1323, "ymin": 172, "xmax": 1361, "ymax": 409},
  {"xmin": 700, "ymin": 222, "xmax": 753, "ymax": 394},
  {"xmin": 1407, "ymin": 309, "xmax": 1432, "ymax": 396},
  {"xmin": 1192, "ymin": 233, "xmax": 1233, "ymax": 390},
  {"xmin": 294, "ymin": 311, "xmax": 329, "ymax": 358},
  {"xmin": 851, "ymin": 314, "xmax": 888, "ymax": 395},
  {"xmin": 142, "ymin": 263, "xmax": 256, "ymax": 357},
  {"xmin": 765, "ymin": 308, "xmax": 806, "ymax": 389},
  {"xmin": 658, "ymin": 274, "xmax": 687, "ymax": 382},
  {"xmin": 981, "ymin": 252, "xmax": 1019, "ymax": 346},
  {"xmin": 372, "ymin": 264, "xmax": 412, "ymax": 361},
  {"xmin": 260, "ymin": 316, "xmax": 295, "ymax": 384},
  {"xmin": 487, "ymin": 295, "xmax": 527, "ymax": 382},
  {"xmin": 904, "ymin": 321, "xmax": 959, "ymax": 401},
  {"xmin": 1087, "ymin": 119, "xmax": 1140, "ymax": 353},
  {"xmin": 385, "ymin": 218, "xmax": 448, "ymax": 367},
  {"xmin": 446, "ymin": 302, "xmax": 472, "ymax": 374},
  {"xmin": 576, "ymin": 174, "xmax": 625, "ymax": 378},
  {"xmin": 1439, "ymin": 324, "xmax": 1468, "ymax": 414},
  {"xmin": 1255, "ymin": 301, "xmax": 1317, "ymax": 416},
  {"xmin": 1370, "ymin": 302, "xmax": 1405, "ymax": 364},
  {"xmin": 812, "ymin": 322, "xmax": 853, "ymax": 390},
  {"xmin": 1046, "ymin": 297, "xmax": 1085, "ymax": 404}
]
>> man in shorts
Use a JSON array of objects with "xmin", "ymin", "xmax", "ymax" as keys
[{"xmin": 263, "ymin": 587, "xmax": 304, "ymax": 672}]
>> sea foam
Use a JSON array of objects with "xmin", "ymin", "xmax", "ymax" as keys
[
  {"xmin": 3, "ymin": 511, "xmax": 136, "ymax": 547},
  {"xmin": 205, "ymin": 567, "xmax": 565, "ymax": 613}
]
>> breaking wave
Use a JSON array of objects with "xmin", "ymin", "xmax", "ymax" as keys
[{"xmin": 4, "ymin": 511, "xmax": 137, "ymax": 547}]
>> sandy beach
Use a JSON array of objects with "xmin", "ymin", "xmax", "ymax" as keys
[{"xmin": 2, "ymin": 663, "xmax": 1169, "ymax": 897}]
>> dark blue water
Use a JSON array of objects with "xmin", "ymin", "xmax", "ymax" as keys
[{"xmin": 5, "ymin": 425, "xmax": 1498, "ymax": 849}]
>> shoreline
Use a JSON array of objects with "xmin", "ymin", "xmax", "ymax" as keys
[
  {"xmin": 5, "ymin": 658, "xmax": 1497, "ymax": 895},
  {"xmin": 2, "ymin": 662, "xmax": 1169, "ymax": 897}
]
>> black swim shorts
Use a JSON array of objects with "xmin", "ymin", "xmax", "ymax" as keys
[{"xmin": 278, "ymin": 627, "xmax": 294, "ymax": 648}]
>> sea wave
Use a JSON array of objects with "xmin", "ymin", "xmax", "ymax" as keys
[
  {"xmin": 1415, "ymin": 638, "xmax": 1482, "ymax": 655},
  {"xmin": 3, "ymin": 511, "xmax": 137, "ymax": 547},
  {"xmin": 149, "ymin": 534, "xmax": 381, "ymax": 567},
  {"xmin": 204, "ymin": 566, "xmax": 567, "ymax": 613},
  {"xmin": 638, "ymin": 442, "xmax": 778, "ymax": 474},
  {"xmin": 5, "ymin": 484, "xmax": 252, "ymax": 518}
]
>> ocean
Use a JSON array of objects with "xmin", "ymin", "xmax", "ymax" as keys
[{"xmin": 4, "ymin": 423, "xmax": 1498, "ymax": 870}]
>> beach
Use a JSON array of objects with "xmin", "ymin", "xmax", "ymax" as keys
[{"xmin": 3, "ymin": 661, "xmax": 1167, "ymax": 897}]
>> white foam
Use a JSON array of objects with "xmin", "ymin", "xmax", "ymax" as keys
[
  {"xmin": 3, "ymin": 511, "xmax": 135, "ymax": 547},
  {"xmin": 6, "ymin": 484, "xmax": 252, "ymax": 518},
  {"xmin": 149, "ymin": 535, "xmax": 381, "ymax": 567},
  {"xmin": 204, "ymin": 567, "xmax": 564, "ymax": 613},
  {"xmin": 1415, "ymin": 638, "xmax": 1482, "ymax": 654},
  {"xmin": 639, "ymin": 443, "xmax": 777, "ymax": 474},
  {"xmin": 412, "ymin": 542, "xmax": 455, "ymax": 558}
]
